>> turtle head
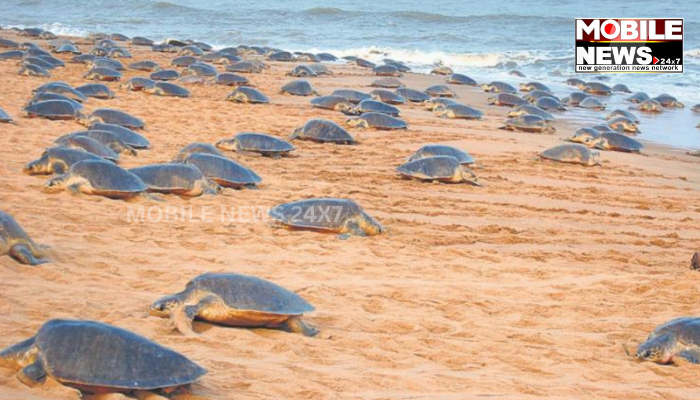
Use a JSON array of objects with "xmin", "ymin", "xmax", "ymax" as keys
[
  {"xmin": 23, "ymin": 153, "xmax": 51, "ymax": 175},
  {"xmin": 149, "ymin": 294, "xmax": 184, "ymax": 318},
  {"xmin": 43, "ymin": 174, "xmax": 68, "ymax": 193},
  {"xmin": 75, "ymin": 113, "xmax": 93, "ymax": 127},
  {"xmin": 569, "ymin": 130, "xmax": 596, "ymax": 145},
  {"xmin": 215, "ymin": 138, "xmax": 238, "ymax": 152},
  {"xmin": 480, "ymin": 84, "xmax": 492, "ymax": 92},
  {"xmin": 345, "ymin": 118, "xmax": 369, "ymax": 129},
  {"xmin": 289, "ymin": 127, "xmax": 303, "ymax": 140},
  {"xmin": 506, "ymin": 109, "xmax": 523, "ymax": 118},
  {"xmin": 591, "ymin": 138, "xmax": 609, "ymax": 150},
  {"xmin": 487, "ymin": 96, "xmax": 497, "ymax": 105},
  {"xmin": 543, "ymin": 124, "xmax": 556, "ymax": 135},
  {"xmin": 460, "ymin": 166, "xmax": 481, "ymax": 186},
  {"xmin": 635, "ymin": 333, "xmax": 675, "ymax": 364}
]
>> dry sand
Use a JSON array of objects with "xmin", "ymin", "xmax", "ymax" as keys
[{"xmin": 1, "ymin": 32, "xmax": 700, "ymax": 400}]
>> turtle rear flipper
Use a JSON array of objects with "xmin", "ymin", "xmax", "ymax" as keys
[
  {"xmin": 678, "ymin": 349, "xmax": 700, "ymax": 364},
  {"xmin": 283, "ymin": 317, "xmax": 318, "ymax": 337},
  {"xmin": 18, "ymin": 360, "xmax": 47, "ymax": 387},
  {"xmin": 10, "ymin": 243, "xmax": 47, "ymax": 265}
]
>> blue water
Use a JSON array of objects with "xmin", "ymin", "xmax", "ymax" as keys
[{"xmin": 2, "ymin": 0, "xmax": 699, "ymax": 147}]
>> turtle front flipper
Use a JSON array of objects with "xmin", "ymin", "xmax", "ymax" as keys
[
  {"xmin": 283, "ymin": 316, "xmax": 318, "ymax": 337},
  {"xmin": 173, "ymin": 295, "xmax": 219, "ymax": 336},
  {"xmin": 17, "ymin": 360, "xmax": 47, "ymax": 387},
  {"xmin": 678, "ymin": 349, "xmax": 700, "ymax": 364},
  {"xmin": 344, "ymin": 220, "xmax": 367, "ymax": 237},
  {"xmin": 9, "ymin": 243, "xmax": 47, "ymax": 265}
]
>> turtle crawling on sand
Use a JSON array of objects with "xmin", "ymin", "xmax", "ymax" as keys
[
  {"xmin": 44, "ymin": 159, "xmax": 148, "ymax": 199},
  {"xmin": 346, "ymin": 112, "xmax": 407, "ymax": 130},
  {"xmin": 633, "ymin": 317, "xmax": 700, "ymax": 364},
  {"xmin": 0, "ymin": 211, "xmax": 48, "ymax": 265},
  {"xmin": 270, "ymin": 198, "xmax": 384, "ymax": 237},
  {"xmin": 539, "ymin": 144, "xmax": 601, "ymax": 166},
  {"xmin": 396, "ymin": 156, "xmax": 480, "ymax": 185},
  {"xmin": 290, "ymin": 119, "xmax": 356, "ymax": 144},
  {"xmin": 500, "ymin": 115, "xmax": 555, "ymax": 134},
  {"xmin": 150, "ymin": 272, "xmax": 317, "ymax": 336},
  {"xmin": 129, "ymin": 163, "xmax": 220, "ymax": 197},
  {"xmin": 0, "ymin": 319, "xmax": 206, "ymax": 391},
  {"xmin": 216, "ymin": 132, "xmax": 295, "ymax": 158}
]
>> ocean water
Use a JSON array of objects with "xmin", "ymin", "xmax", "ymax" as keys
[{"xmin": 2, "ymin": 0, "xmax": 699, "ymax": 148}]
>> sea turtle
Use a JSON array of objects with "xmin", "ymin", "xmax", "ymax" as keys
[
  {"xmin": 84, "ymin": 67, "xmax": 122, "ymax": 81},
  {"xmin": 567, "ymin": 127, "xmax": 601, "ymax": 144},
  {"xmin": 607, "ymin": 116, "xmax": 640, "ymax": 133},
  {"xmin": 270, "ymin": 198, "xmax": 384, "ymax": 236},
  {"xmin": 152, "ymin": 43, "xmax": 177, "ymax": 53},
  {"xmin": 310, "ymin": 95, "xmax": 353, "ymax": 112},
  {"xmin": 226, "ymin": 61, "xmax": 265, "ymax": 74},
  {"xmin": 171, "ymin": 56, "xmax": 197, "ymax": 67},
  {"xmin": 0, "ymin": 107, "xmax": 13, "ymax": 123},
  {"xmin": 150, "ymin": 272, "xmax": 316, "ymax": 336},
  {"xmin": 346, "ymin": 112, "xmax": 407, "ymax": 130},
  {"xmin": 396, "ymin": 156, "xmax": 480, "ymax": 185},
  {"xmin": 110, "ymin": 33, "xmax": 130, "ymax": 41},
  {"xmin": 24, "ymin": 57, "xmax": 56, "ymax": 70},
  {"xmin": 132, "ymin": 36, "xmax": 154, "ymax": 46},
  {"xmin": 19, "ymin": 27, "xmax": 44, "ymax": 37},
  {"xmin": 627, "ymin": 92, "xmax": 650, "ymax": 103},
  {"xmin": 268, "ymin": 51, "xmax": 295, "ymax": 62},
  {"xmin": 370, "ymin": 89, "xmax": 406, "ymax": 105},
  {"xmin": 307, "ymin": 63, "xmax": 332, "ymax": 75},
  {"xmin": 425, "ymin": 85, "xmax": 456, "ymax": 98},
  {"xmin": 589, "ymin": 132, "xmax": 643, "ymax": 153},
  {"xmin": 179, "ymin": 45, "xmax": 204, "ymax": 56},
  {"xmin": 44, "ymin": 159, "xmax": 148, "ymax": 199},
  {"xmin": 216, "ymin": 132, "xmax": 295, "ymax": 158},
  {"xmin": 143, "ymin": 82, "xmax": 190, "ymax": 98},
  {"xmin": 178, "ymin": 75, "xmax": 211, "ymax": 85},
  {"xmin": 59, "ymin": 130, "xmax": 136, "ymax": 156},
  {"xmin": 75, "ymin": 83, "xmax": 114, "ymax": 99},
  {"xmin": 150, "ymin": 69, "xmax": 181, "ymax": 81},
  {"xmin": 563, "ymin": 91, "xmax": 589, "ymax": 106},
  {"xmin": 446, "ymin": 73, "xmax": 477, "ymax": 86},
  {"xmin": 89, "ymin": 46, "xmax": 109, "ymax": 57},
  {"xmin": 434, "ymin": 104, "xmax": 483, "ymax": 120},
  {"xmin": 0, "ymin": 38, "xmax": 19, "ymax": 48},
  {"xmin": 636, "ymin": 99, "xmax": 664, "ymax": 113},
  {"xmin": 185, "ymin": 63, "xmax": 217, "ymax": 77},
  {"xmin": 332, "ymin": 89, "xmax": 370, "ymax": 104},
  {"xmin": 172, "ymin": 143, "xmax": 224, "ymax": 163},
  {"xmin": 384, "ymin": 60, "xmax": 410, "ymax": 72},
  {"xmin": 129, "ymin": 163, "xmax": 220, "ymax": 196},
  {"xmin": 524, "ymin": 90, "xmax": 558, "ymax": 103},
  {"xmin": 653, "ymin": 93, "xmax": 684, "ymax": 108},
  {"xmin": 226, "ymin": 87, "xmax": 270, "ymax": 104},
  {"xmin": 281, "ymin": 80, "xmax": 318, "ymax": 96},
  {"xmin": 184, "ymin": 153, "xmax": 261, "ymax": 189},
  {"xmin": 605, "ymin": 109, "xmax": 639, "ymax": 122},
  {"xmin": 395, "ymin": 88, "xmax": 430, "ymax": 103},
  {"xmin": 34, "ymin": 82, "xmax": 87, "ymax": 102},
  {"xmin": 519, "ymin": 82, "xmax": 552, "ymax": 92},
  {"xmin": 371, "ymin": 77, "xmax": 404, "ymax": 89},
  {"xmin": 287, "ymin": 65, "xmax": 317, "ymax": 77},
  {"xmin": 24, "ymin": 147, "xmax": 105, "ymax": 175},
  {"xmin": 500, "ymin": 115, "xmax": 555, "ymax": 134},
  {"xmin": 38, "ymin": 56, "xmax": 64, "ymax": 68},
  {"xmin": 352, "ymin": 99, "xmax": 401, "ymax": 116},
  {"xmin": 583, "ymin": 82, "xmax": 612, "ymax": 95},
  {"xmin": 633, "ymin": 317, "xmax": 700, "ymax": 364},
  {"xmin": 350, "ymin": 58, "xmax": 376, "ymax": 68},
  {"xmin": 691, "ymin": 104, "xmax": 700, "ymax": 113},
  {"xmin": 535, "ymin": 96, "xmax": 566, "ymax": 111},
  {"xmin": 424, "ymin": 98, "xmax": 459, "ymax": 111},
  {"xmin": 407, "ymin": 144, "xmax": 475, "ymax": 165},
  {"xmin": 373, "ymin": 65, "xmax": 401, "ymax": 77},
  {"xmin": 291, "ymin": 119, "xmax": 356, "ymax": 144},
  {"xmin": 215, "ymin": 73, "xmax": 249, "ymax": 86},
  {"xmin": 108, "ymin": 48, "xmax": 132, "ymax": 58},
  {"xmin": 487, "ymin": 93, "xmax": 525, "ymax": 107},
  {"xmin": 317, "ymin": 53, "xmax": 338, "ymax": 62},
  {"xmin": 482, "ymin": 81, "xmax": 518, "ymax": 94},
  {"xmin": 121, "ymin": 77, "xmax": 156, "ymax": 91},
  {"xmin": 210, "ymin": 53, "xmax": 242, "ymax": 65},
  {"xmin": 80, "ymin": 108, "xmax": 145, "ymax": 129},
  {"xmin": 539, "ymin": 144, "xmax": 601, "ymax": 166},
  {"xmin": 0, "ymin": 50, "xmax": 25, "ymax": 60},
  {"xmin": 0, "ymin": 210, "xmax": 47, "ymax": 265},
  {"xmin": 55, "ymin": 135, "xmax": 119, "ymax": 161},
  {"xmin": 0, "ymin": 319, "xmax": 206, "ymax": 391},
  {"xmin": 578, "ymin": 96, "xmax": 606, "ymax": 111},
  {"xmin": 53, "ymin": 44, "xmax": 80, "ymax": 54},
  {"xmin": 89, "ymin": 123, "xmax": 150, "ymax": 148},
  {"xmin": 88, "ymin": 58, "xmax": 124, "ymax": 71},
  {"xmin": 18, "ymin": 64, "xmax": 51, "ymax": 77},
  {"xmin": 430, "ymin": 66, "xmax": 453, "ymax": 75},
  {"xmin": 591, "ymin": 124, "xmax": 617, "ymax": 133},
  {"xmin": 612, "ymin": 83, "xmax": 632, "ymax": 93},
  {"xmin": 71, "ymin": 54, "xmax": 96, "ymax": 64},
  {"xmin": 24, "ymin": 100, "xmax": 82, "ymax": 120},
  {"xmin": 506, "ymin": 105, "xmax": 554, "ymax": 121}
]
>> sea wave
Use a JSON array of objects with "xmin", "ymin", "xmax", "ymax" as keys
[{"xmin": 303, "ymin": 7, "xmax": 348, "ymax": 16}]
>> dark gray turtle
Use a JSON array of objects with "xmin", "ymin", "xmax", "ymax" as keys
[
  {"xmin": 446, "ymin": 73, "xmax": 477, "ymax": 86},
  {"xmin": 636, "ymin": 99, "xmax": 664, "ymax": 113},
  {"xmin": 346, "ymin": 112, "xmax": 407, "ymax": 130},
  {"xmin": 370, "ymin": 89, "xmax": 406, "ymax": 105},
  {"xmin": 506, "ymin": 105, "xmax": 554, "ymax": 121},
  {"xmin": 179, "ymin": 45, "xmax": 204, "ymax": 56},
  {"xmin": 107, "ymin": 48, "xmax": 132, "ymax": 58},
  {"xmin": 0, "ymin": 319, "xmax": 206, "ymax": 390},
  {"xmin": 591, "ymin": 124, "xmax": 617, "ymax": 133},
  {"xmin": 150, "ymin": 272, "xmax": 316, "ymax": 336},
  {"xmin": 691, "ymin": 104, "xmax": 700, "ymax": 113},
  {"xmin": 268, "ymin": 51, "xmax": 295, "ymax": 62},
  {"xmin": 519, "ymin": 82, "xmax": 552, "ymax": 92},
  {"xmin": 605, "ymin": 109, "xmax": 639, "ymax": 122},
  {"xmin": 612, "ymin": 83, "xmax": 631, "ymax": 93},
  {"xmin": 151, "ymin": 43, "xmax": 178, "ymax": 53},
  {"xmin": 607, "ymin": 116, "xmax": 640, "ymax": 133},
  {"xmin": 81, "ymin": 109, "xmax": 144, "ymax": 129},
  {"xmin": 132, "ymin": 36, "xmax": 154, "ymax": 46},
  {"xmin": 524, "ymin": 90, "xmax": 557, "ymax": 103},
  {"xmin": 281, "ymin": 80, "xmax": 319, "ymax": 96},
  {"xmin": 487, "ymin": 92, "xmax": 526, "ymax": 107},
  {"xmin": 75, "ymin": 83, "xmax": 115, "ymax": 99},
  {"xmin": 482, "ymin": 81, "xmax": 518, "ymax": 94},
  {"xmin": 89, "ymin": 46, "xmax": 109, "ymax": 57},
  {"xmin": 34, "ymin": 82, "xmax": 87, "ymax": 102},
  {"xmin": 171, "ymin": 55, "xmax": 197, "ymax": 67},
  {"xmin": 0, "ymin": 38, "xmax": 19, "ymax": 49},
  {"xmin": 211, "ymin": 53, "xmax": 242, "ymax": 65},
  {"xmin": 185, "ymin": 63, "xmax": 217, "ymax": 77},
  {"xmin": 121, "ymin": 77, "xmax": 156, "ymax": 91},
  {"xmin": 172, "ymin": 143, "xmax": 224, "ymax": 163},
  {"xmin": 55, "ymin": 135, "xmax": 119, "ymax": 161},
  {"xmin": 150, "ymin": 69, "xmax": 181, "ymax": 81},
  {"xmin": 23, "ymin": 57, "xmax": 55, "ymax": 70},
  {"xmin": 60, "ymin": 130, "xmax": 136, "ymax": 155},
  {"xmin": 500, "ymin": 115, "xmax": 555, "ymax": 134},
  {"xmin": 44, "ymin": 159, "xmax": 148, "ymax": 199},
  {"xmin": 353, "ymin": 99, "xmax": 401, "ymax": 116},
  {"xmin": 332, "ymin": 89, "xmax": 370, "ymax": 104},
  {"xmin": 226, "ymin": 87, "xmax": 270, "ymax": 104},
  {"xmin": 110, "ymin": 33, "xmax": 130, "ymax": 41},
  {"xmin": 383, "ymin": 60, "xmax": 410, "ymax": 72},
  {"xmin": 307, "ymin": 63, "xmax": 332, "ymax": 75},
  {"xmin": 0, "ymin": 50, "xmax": 25, "ymax": 60},
  {"xmin": 90, "ymin": 123, "xmax": 150, "ymax": 149},
  {"xmin": 129, "ymin": 163, "xmax": 220, "ymax": 196},
  {"xmin": 395, "ymin": 88, "xmax": 430, "ymax": 103},
  {"xmin": 371, "ymin": 77, "xmax": 404, "ymax": 89},
  {"xmin": 291, "ymin": 119, "xmax": 356, "ymax": 144},
  {"xmin": 434, "ymin": 104, "xmax": 483, "ymax": 120},
  {"xmin": 423, "ymin": 98, "xmax": 459, "ymax": 111},
  {"xmin": 19, "ymin": 27, "xmax": 44, "ymax": 37},
  {"xmin": 350, "ymin": 58, "xmax": 376, "ymax": 68},
  {"xmin": 0, "ymin": 210, "xmax": 47, "ymax": 265},
  {"xmin": 0, "ymin": 107, "xmax": 13, "ymax": 123},
  {"xmin": 288, "ymin": 65, "xmax": 317, "ymax": 77},
  {"xmin": 590, "ymin": 132, "xmax": 643, "ymax": 153},
  {"xmin": 24, "ymin": 147, "xmax": 104, "ymax": 175},
  {"xmin": 226, "ymin": 61, "xmax": 265, "ymax": 74},
  {"xmin": 216, "ymin": 132, "xmax": 295, "ymax": 158},
  {"xmin": 178, "ymin": 76, "xmax": 211, "ymax": 86},
  {"xmin": 129, "ymin": 60, "xmax": 161, "ymax": 72},
  {"xmin": 143, "ymin": 82, "xmax": 190, "ymax": 98},
  {"xmin": 425, "ymin": 85, "xmax": 456, "ymax": 98},
  {"xmin": 71, "ymin": 54, "xmax": 96, "ymax": 64},
  {"xmin": 653, "ymin": 93, "xmax": 684, "ymax": 108},
  {"xmin": 317, "ymin": 52, "xmax": 338, "ymax": 62},
  {"xmin": 633, "ymin": 317, "xmax": 700, "ymax": 364},
  {"xmin": 373, "ymin": 65, "xmax": 401, "ymax": 77},
  {"xmin": 215, "ymin": 73, "xmax": 249, "ymax": 86},
  {"xmin": 408, "ymin": 144, "xmax": 475, "ymax": 165},
  {"xmin": 19, "ymin": 63, "xmax": 51, "ymax": 77},
  {"xmin": 583, "ymin": 82, "xmax": 612, "ymax": 95},
  {"xmin": 578, "ymin": 96, "xmax": 606, "ymax": 111},
  {"xmin": 567, "ymin": 128, "xmax": 601, "ymax": 144},
  {"xmin": 430, "ymin": 66, "xmax": 453, "ymax": 75},
  {"xmin": 539, "ymin": 144, "xmax": 601, "ymax": 166},
  {"xmin": 53, "ymin": 44, "xmax": 80, "ymax": 54},
  {"xmin": 24, "ymin": 100, "xmax": 82, "ymax": 120},
  {"xmin": 270, "ymin": 198, "xmax": 384, "ymax": 236},
  {"xmin": 310, "ymin": 95, "xmax": 353, "ymax": 112},
  {"xmin": 184, "ymin": 153, "xmax": 261, "ymax": 189},
  {"xmin": 38, "ymin": 55, "xmax": 64, "ymax": 68},
  {"xmin": 534, "ymin": 96, "xmax": 565, "ymax": 111},
  {"xmin": 84, "ymin": 67, "xmax": 122, "ymax": 81},
  {"xmin": 89, "ymin": 59, "xmax": 123, "ymax": 72},
  {"xmin": 397, "ymin": 156, "xmax": 479, "ymax": 185},
  {"xmin": 627, "ymin": 92, "xmax": 650, "ymax": 103}
]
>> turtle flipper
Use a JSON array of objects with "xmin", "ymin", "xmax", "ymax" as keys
[
  {"xmin": 344, "ymin": 220, "xmax": 366, "ymax": 237},
  {"xmin": 173, "ymin": 295, "xmax": 219, "ymax": 336},
  {"xmin": 283, "ymin": 317, "xmax": 318, "ymax": 337},
  {"xmin": 678, "ymin": 349, "xmax": 700, "ymax": 364},
  {"xmin": 17, "ymin": 361, "xmax": 47, "ymax": 387},
  {"xmin": 9, "ymin": 244, "xmax": 47, "ymax": 266}
]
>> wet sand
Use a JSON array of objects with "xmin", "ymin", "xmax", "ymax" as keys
[{"xmin": 1, "ymin": 32, "xmax": 700, "ymax": 400}]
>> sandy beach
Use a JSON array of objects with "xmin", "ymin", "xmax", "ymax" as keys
[{"xmin": 2, "ymin": 32, "xmax": 700, "ymax": 400}]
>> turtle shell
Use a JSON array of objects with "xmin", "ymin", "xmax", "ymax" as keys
[
  {"xmin": 186, "ymin": 63, "xmax": 217, "ymax": 77},
  {"xmin": 425, "ymin": 85, "xmax": 456, "ymax": 98},
  {"xmin": 354, "ymin": 112, "xmax": 407, "ymax": 130},
  {"xmin": 483, "ymin": 81, "xmax": 517, "ymax": 94},
  {"xmin": 540, "ymin": 144, "xmax": 600, "ymax": 166},
  {"xmin": 55, "ymin": 135, "xmax": 119, "ymax": 161},
  {"xmin": 146, "ymin": 82, "xmax": 190, "ymax": 98},
  {"xmin": 129, "ymin": 163, "xmax": 207, "ymax": 193},
  {"xmin": 226, "ymin": 87, "xmax": 269, "ymax": 104},
  {"xmin": 75, "ymin": 84, "xmax": 114, "ymax": 99},
  {"xmin": 597, "ymin": 133, "xmax": 643, "ymax": 152},
  {"xmin": 583, "ymin": 82, "xmax": 612, "ymax": 95},
  {"xmin": 88, "ymin": 109, "xmax": 145, "ymax": 129},
  {"xmin": 506, "ymin": 105, "xmax": 554, "ymax": 121},
  {"xmin": 24, "ymin": 100, "xmax": 81, "ymax": 120},
  {"xmin": 612, "ymin": 84, "xmax": 631, "ymax": 93},
  {"xmin": 172, "ymin": 56, "xmax": 198, "ymax": 67},
  {"xmin": 150, "ymin": 69, "xmax": 181, "ymax": 81},
  {"xmin": 34, "ymin": 319, "xmax": 206, "ymax": 390},
  {"xmin": 85, "ymin": 67, "xmax": 121, "ymax": 81},
  {"xmin": 371, "ymin": 77, "xmax": 404, "ymax": 88},
  {"xmin": 24, "ymin": 147, "xmax": 104, "ymax": 175},
  {"xmin": 89, "ymin": 123, "xmax": 150, "ymax": 148},
  {"xmin": 224, "ymin": 132, "xmax": 295, "ymax": 155},
  {"xmin": 395, "ymin": 88, "xmax": 430, "ymax": 102},
  {"xmin": 436, "ymin": 104, "xmax": 483, "ymax": 120},
  {"xmin": 63, "ymin": 160, "xmax": 148, "ymax": 195},
  {"xmin": 408, "ymin": 145, "xmax": 475, "ymax": 165},
  {"xmin": 605, "ymin": 109, "xmax": 639, "ymax": 122},
  {"xmin": 357, "ymin": 99, "xmax": 400, "ymax": 116},
  {"xmin": 173, "ymin": 143, "xmax": 223, "ymax": 163},
  {"xmin": 0, "ymin": 107, "xmax": 13, "ymax": 123},
  {"xmin": 215, "ymin": 73, "xmax": 249, "ymax": 86},
  {"xmin": 310, "ymin": 95, "xmax": 352, "ymax": 110},
  {"xmin": 35, "ymin": 83, "xmax": 88, "ymax": 102},
  {"xmin": 578, "ymin": 96, "xmax": 605, "ymax": 110},
  {"xmin": 489, "ymin": 93, "xmax": 525, "ymax": 107},
  {"xmin": 292, "ymin": 119, "xmax": 355, "ymax": 144},
  {"xmin": 535, "ymin": 96, "xmax": 565, "ymax": 111},
  {"xmin": 129, "ymin": 60, "xmax": 161, "ymax": 72},
  {"xmin": 270, "ymin": 198, "xmax": 376, "ymax": 232},
  {"xmin": 446, "ymin": 74, "xmax": 477, "ymax": 85},
  {"xmin": 369, "ymin": 90, "xmax": 405, "ymax": 105},
  {"xmin": 373, "ymin": 65, "xmax": 401, "ymax": 77},
  {"xmin": 132, "ymin": 37, "xmax": 154, "ymax": 46},
  {"xmin": 397, "ymin": 156, "xmax": 464, "ymax": 182},
  {"xmin": 331, "ymin": 89, "xmax": 370, "ymax": 104},
  {"xmin": 626, "ymin": 92, "xmax": 649, "ymax": 103},
  {"xmin": 122, "ymin": 77, "xmax": 156, "ymax": 91},
  {"xmin": 281, "ymin": 80, "xmax": 316, "ymax": 96},
  {"xmin": 184, "ymin": 153, "xmax": 261, "ymax": 188}
]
